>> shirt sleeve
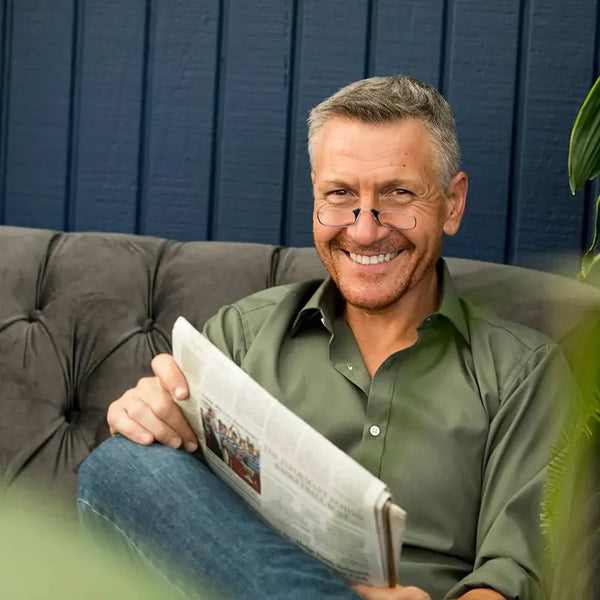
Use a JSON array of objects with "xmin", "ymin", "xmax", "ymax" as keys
[{"xmin": 446, "ymin": 343, "xmax": 577, "ymax": 600}]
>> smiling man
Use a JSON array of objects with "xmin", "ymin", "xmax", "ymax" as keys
[{"xmin": 78, "ymin": 76, "xmax": 574, "ymax": 600}]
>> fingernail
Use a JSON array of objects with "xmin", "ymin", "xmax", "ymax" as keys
[
  {"xmin": 140, "ymin": 433, "xmax": 153, "ymax": 444},
  {"xmin": 184, "ymin": 441, "xmax": 198, "ymax": 453},
  {"xmin": 174, "ymin": 387, "xmax": 187, "ymax": 400},
  {"xmin": 168, "ymin": 437, "xmax": 182, "ymax": 449}
]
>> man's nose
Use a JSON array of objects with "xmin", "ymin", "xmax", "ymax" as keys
[{"xmin": 347, "ymin": 209, "xmax": 387, "ymax": 244}]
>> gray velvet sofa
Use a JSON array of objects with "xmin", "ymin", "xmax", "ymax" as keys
[{"xmin": 1, "ymin": 224, "xmax": 600, "ymax": 518}]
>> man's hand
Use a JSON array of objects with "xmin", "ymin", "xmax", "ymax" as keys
[
  {"xmin": 458, "ymin": 590, "xmax": 506, "ymax": 600},
  {"xmin": 352, "ymin": 584, "xmax": 431, "ymax": 599},
  {"xmin": 106, "ymin": 354, "xmax": 198, "ymax": 452},
  {"xmin": 352, "ymin": 584, "xmax": 505, "ymax": 600}
]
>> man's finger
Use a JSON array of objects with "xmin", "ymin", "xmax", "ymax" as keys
[
  {"xmin": 124, "ymin": 394, "xmax": 191, "ymax": 449},
  {"xmin": 144, "ymin": 389, "xmax": 198, "ymax": 451},
  {"xmin": 107, "ymin": 401, "xmax": 155, "ymax": 446},
  {"xmin": 151, "ymin": 353, "xmax": 189, "ymax": 400}
]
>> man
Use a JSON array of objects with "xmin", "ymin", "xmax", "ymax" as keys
[{"xmin": 78, "ymin": 75, "xmax": 574, "ymax": 600}]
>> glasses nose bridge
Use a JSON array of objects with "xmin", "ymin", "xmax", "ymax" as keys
[{"xmin": 352, "ymin": 208, "xmax": 382, "ymax": 227}]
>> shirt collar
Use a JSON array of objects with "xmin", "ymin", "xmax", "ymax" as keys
[
  {"xmin": 291, "ymin": 278, "xmax": 338, "ymax": 335},
  {"xmin": 291, "ymin": 259, "xmax": 470, "ymax": 345}
]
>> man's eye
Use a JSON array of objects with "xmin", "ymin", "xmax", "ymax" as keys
[
  {"xmin": 392, "ymin": 188, "xmax": 411, "ymax": 195},
  {"xmin": 327, "ymin": 189, "xmax": 347, "ymax": 196}
]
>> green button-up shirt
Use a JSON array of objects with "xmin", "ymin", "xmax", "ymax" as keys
[{"xmin": 202, "ymin": 261, "xmax": 574, "ymax": 600}]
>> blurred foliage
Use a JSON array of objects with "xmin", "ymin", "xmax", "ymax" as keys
[
  {"xmin": 541, "ymin": 318, "xmax": 600, "ymax": 599},
  {"xmin": 541, "ymin": 79, "xmax": 600, "ymax": 599},
  {"xmin": 0, "ymin": 490, "xmax": 194, "ymax": 599}
]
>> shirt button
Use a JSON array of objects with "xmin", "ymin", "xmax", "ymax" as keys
[
  {"xmin": 369, "ymin": 425, "xmax": 381, "ymax": 437},
  {"xmin": 347, "ymin": 363, "xmax": 353, "ymax": 371},
  {"xmin": 424, "ymin": 316, "xmax": 432, "ymax": 323}
]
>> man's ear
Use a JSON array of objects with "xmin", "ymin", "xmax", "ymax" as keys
[
  {"xmin": 442, "ymin": 172, "xmax": 468, "ymax": 236},
  {"xmin": 310, "ymin": 171, "xmax": 316, "ymax": 187}
]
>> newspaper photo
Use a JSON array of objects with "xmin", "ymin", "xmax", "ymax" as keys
[{"xmin": 172, "ymin": 316, "xmax": 407, "ymax": 587}]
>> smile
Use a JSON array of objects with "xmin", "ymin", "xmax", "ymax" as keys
[{"xmin": 348, "ymin": 250, "xmax": 400, "ymax": 265}]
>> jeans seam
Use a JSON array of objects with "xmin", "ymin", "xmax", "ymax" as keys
[{"xmin": 77, "ymin": 498, "xmax": 193, "ymax": 600}]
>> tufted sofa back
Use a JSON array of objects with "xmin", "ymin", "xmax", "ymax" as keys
[{"xmin": 1, "ymin": 225, "xmax": 600, "ymax": 512}]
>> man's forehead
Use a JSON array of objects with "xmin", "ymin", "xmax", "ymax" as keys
[
  {"xmin": 311, "ymin": 117, "xmax": 435, "ymax": 181},
  {"xmin": 314, "ymin": 117, "xmax": 432, "ymax": 158}
]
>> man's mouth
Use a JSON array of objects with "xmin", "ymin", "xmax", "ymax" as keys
[{"xmin": 347, "ymin": 250, "xmax": 401, "ymax": 265}]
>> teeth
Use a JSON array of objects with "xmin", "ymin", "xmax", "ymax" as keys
[{"xmin": 349, "ymin": 251, "xmax": 399, "ymax": 265}]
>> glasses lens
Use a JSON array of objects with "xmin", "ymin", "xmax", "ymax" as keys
[
  {"xmin": 377, "ymin": 211, "xmax": 416, "ymax": 230},
  {"xmin": 317, "ymin": 208, "xmax": 417, "ymax": 230},
  {"xmin": 317, "ymin": 208, "xmax": 355, "ymax": 227}
]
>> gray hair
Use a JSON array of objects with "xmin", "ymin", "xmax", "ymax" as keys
[{"xmin": 307, "ymin": 75, "xmax": 460, "ymax": 194}]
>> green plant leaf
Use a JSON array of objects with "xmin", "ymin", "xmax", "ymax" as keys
[
  {"xmin": 578, "ymin": 194, "xmax": 600, "ymax": 281},
  {"xmin": 569, "ymin": 77, "xmax": 600, "ymax": 194}
]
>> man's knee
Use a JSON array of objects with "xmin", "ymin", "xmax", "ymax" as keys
[
  {"xmin": 78, "ymin": 436, "xmax": 136, "ymax": 497},
  {"xmin": 77, "ymin": 436, "xmax": 172, "ymax": 516}
]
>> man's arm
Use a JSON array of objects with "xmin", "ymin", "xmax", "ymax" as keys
[{"xmin": 446, "ymin": 342, "xmax": 576, "ymax": 599}]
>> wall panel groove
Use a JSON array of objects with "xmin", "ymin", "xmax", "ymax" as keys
[
  {"xmin": 134, "ymin": 0, "xmax": 154, "ymax": 236},
  {"xmin": 438, "ymin": 0, "xmax": 452, "ymax": 95},
  {"xmin": 504, "ymin": 0, "xmax": 530, "ymax": 265},
  {"xmin": 207, "ymin": 0, "xmax": 228, "ymax": 241},
  {"xmin": 65, "ymin": 0, "xmax": 84, "ymax": 231},
  {"xmin": 364, "ymin": 0, "xmax": 377, "ymax": 78},
  {"xmin": 280, "ymin": 0, "xmax": 301, "ymax": 246}
]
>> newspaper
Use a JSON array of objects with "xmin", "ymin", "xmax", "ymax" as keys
[{"xmin": 172, "ymin": 316, "xmax": 407, "ymax": 587}]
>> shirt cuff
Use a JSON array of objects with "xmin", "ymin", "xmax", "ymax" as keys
[{"xmin": 444, "ymin": 557, "xmax": 540, "ymax": 600}]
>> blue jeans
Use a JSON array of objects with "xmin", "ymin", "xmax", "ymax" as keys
[{"xmin": 77, "ymin": 436, "xmax": 362, "ymax": 600}]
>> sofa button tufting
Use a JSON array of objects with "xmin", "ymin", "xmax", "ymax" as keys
[
  {"xmin": 140, "ymin": 318, "xmax": 155, "ymax": 333},
  {"xmin": 64, "ymin": 408, "xmax": 79, "ymax": 424},
  {"xmin": 28, "ymin": 309, "xmax": 42, "ymax": 321}
]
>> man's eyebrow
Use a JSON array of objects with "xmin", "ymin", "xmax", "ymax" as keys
[{"xmin": 318, "ymin": 179, "xmax": 355, "ymax": 189}]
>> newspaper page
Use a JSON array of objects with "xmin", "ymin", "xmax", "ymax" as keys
[{"xmin": 172, "ymin": 316, "xmax": 406, "ymax": 586}]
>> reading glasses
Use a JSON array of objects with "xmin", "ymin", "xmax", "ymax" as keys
[{"xmin": 317, "ymin": 207, "xmax": 417, "ymax": 231}]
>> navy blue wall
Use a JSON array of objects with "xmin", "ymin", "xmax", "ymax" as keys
[{"xmin": 0, "ymin": 0, "xmax": 598, "ymax": 273}]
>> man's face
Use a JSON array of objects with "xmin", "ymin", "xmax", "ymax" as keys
[{"xmin": 311, "ymin": 116, "xmax": 466, "ymax": 314}]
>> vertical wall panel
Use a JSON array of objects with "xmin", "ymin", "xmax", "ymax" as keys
[
  {"xmin": 211, "ymin": 0, "xmax": 293, "ymax": 243},
  {"xmin": 0, "ymin": 0, "xmax": 8, "ymax": 224},
  {"xmin": 285, "ymin": 0, "xmax": 370, "ymax": 247},
  {"xmin": 443, "ymin": 0, "xmax": 520, "ymax": 262},
  {"xmin": 3, "ymin": 1, "xmax": 73, "ymax": 229},
  {"xmin": 370, "ymin": 0, "xmax": 444, "ymax": 85},
  {"xmin": 71, "ymin": 0, "xmax": 146, "ymax": 233},
  {"xmin": 511, "ymin": 0, "xmax": 597, "ymax": 272},
  {"xmin": 141, "ymin": 1, "xmax": 219, "ymax": 241}
]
